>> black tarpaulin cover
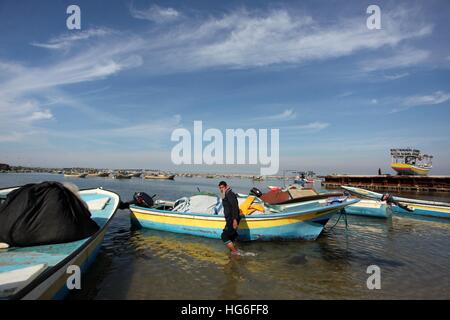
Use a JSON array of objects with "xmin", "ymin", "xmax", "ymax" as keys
[{"xmin": 0, "ymin": 181, "xmax": 99, "ymax": 247}]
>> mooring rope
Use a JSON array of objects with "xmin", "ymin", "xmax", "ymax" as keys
[{"xmin": 327, "ymin": 208, "xmax": 349, "ymax": 231}]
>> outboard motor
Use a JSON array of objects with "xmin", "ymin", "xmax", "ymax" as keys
[
  {"xmin": 118, "ymin": 192, "xmax": 155, "ymax": 210},
  {"xmin": 249, "ymin": 187, "xmax": 263, "ymax": 197},
  {"xmin": 133, "ymin": 192, "xmax": 154, "ymax": 208},
  {"xmin": 381, "ymin": 193, "xmax": 413, "ymax": 212}
]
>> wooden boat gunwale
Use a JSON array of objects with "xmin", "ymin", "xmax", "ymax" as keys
[
  {"xmin": 266, "ymin": 192, "xmax": 344, "ymax": 205},
  {"xmin": 0, "ymin": 186, "xmax": 120, "ymax": 300}
]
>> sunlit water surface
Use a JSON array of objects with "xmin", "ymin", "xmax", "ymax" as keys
[{"xmin": 1, "ymin": 173, "xmax": 449, "ymax": 299}]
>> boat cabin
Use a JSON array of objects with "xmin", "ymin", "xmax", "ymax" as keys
[{"xmin": 390, "ymin": 148, "xmax": 433, "ymax": 168}]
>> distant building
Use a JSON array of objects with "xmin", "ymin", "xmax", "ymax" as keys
[{"xmin": 0, "ymin": 163, "xmax": 11, "ymax": 171}]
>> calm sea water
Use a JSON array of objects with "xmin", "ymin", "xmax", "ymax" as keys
[{"xmin": 1, "ymin": 173, "xmax": 450, "ymax": 299}]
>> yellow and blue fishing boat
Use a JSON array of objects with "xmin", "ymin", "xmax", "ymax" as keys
[
  {"xmin": 342, "ymin": 186, "xmax": 450, "ymax": 219},
  {"xmin": 0, "ymin": 187, "xmax": 120, "ymax": 300},
  {"xmin": 129, "ymin": 195, "xmax": 359, "ymax": 241}
]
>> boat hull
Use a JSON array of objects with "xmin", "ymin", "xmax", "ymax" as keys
[
  {"xmin": 343, "ymin": 199, "xmax": 392, "ymax": 218},
  {"xmin": 96, "ymin": 173, "xmax": 110, "ymax": 178},
  {"xmin": 22, "ymin": 227, "xmax": 107, "ymax": 300},
  {"xmin": 144, "ymin": 175, "xmax": 175, "ymax": 180},
  {"xmin": 390, "ymin": 163, "xmax": 430, "ymax": 176},
  {"xmin": 129, "ymin": 201, "xmax": 358, "ymax": 241},
  {"xmin": 64, "ymin": 174, "xmax": 86, "ymax": 178},
  {"xmin": 391, "ymin": 202, "xmax": 450, "ymax": 219}
]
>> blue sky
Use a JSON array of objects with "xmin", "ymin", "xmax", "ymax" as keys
[{"xmin": 0, "ymin": 0, "xmax": 449, "ymax": 174}]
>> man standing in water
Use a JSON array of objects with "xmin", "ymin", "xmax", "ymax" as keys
[{"xmin": 218, "ymin": 181, "xmax": 240, "ymax": 254}]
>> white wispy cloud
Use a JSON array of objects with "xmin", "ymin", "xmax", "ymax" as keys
[
  {"xmin": 297, "ymin": 122, "xmax": 329, "ymax": 131},
  {"xmin": 383, "ymin": 72, "xmax": 410, "ymax": 80},
  {"xmin": 23, "ymin": 109, "xmax": 54, "ymax": 122},
  {"xmin": 256, "ymin": 109, "xmax": 297, "ymax": 121},
  {"xmin": 47, "ymin": 114, "xmax": 182, "ymax": 142},
  {"xmin": 31, "ymin": 28, "xmax": 113, "ymax": 51},
  {"xmin": 0, "ymin": 98, "xmax": 52, "ymax": 142},
  {"xmin": 402, "ymin": 91, "xmax": 450, "ymax": 107},
  {"xmin": 0, "ymin": 38, "xmax": 143, "ymax": 97},
  {"xmin": 389, "ymin": 91, "xmax": 450, "ymax": 113},
  {"xmin": 0, "ymin": 32, "xmax": 144, "ymax": 143},
  {"xmin": 0, "ymin": 5, "xmax": 435, "ymax": 145},
  {"xmin": 361, "ymin": 47, "xmax": 430, "ymax": 72},
  {"xmin": 284, "ymin": 122, "xmax": 330, "ymax": 132},
  {"xmin": 0, "ymin": 60, "xmax": 26, "ymax": 74},
  {"xmin": 336, "ymin": 92, "xmax": 354, "ymax": 98},
  {"xmin": 98, "ymin": 114, "xmax": 182, "ymax": 138},
  {"xmin": 129, "ymin": 4, "xmax": 180, "ymax": 23},
  {"xmin": 16, "ymin": 6, "xmax": 434, "ymax": 78},
  {"xmin": 138, "ymin": 6, "xmax": 432, "ymax": 72}
]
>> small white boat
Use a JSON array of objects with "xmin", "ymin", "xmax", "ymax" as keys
[
  {"xmin": 64, "ymin": 173, "xmax": 87, "ymax": 178},
  {"xmin": 342, "ymin": 186, "xmax": 450, "ymax": 219},
  {"xmin": 144, "ymin": 174, "xmax": 175, "ymax": 180},
  {"xmin": 113, "ymin": 173, "xmax": 132, "ymax": 179}
]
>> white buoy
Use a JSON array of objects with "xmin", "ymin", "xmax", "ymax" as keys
[{"xmin": 0, "ymin": 242, "xmax": 9, "ymax": 249}]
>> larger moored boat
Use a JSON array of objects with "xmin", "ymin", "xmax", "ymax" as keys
[{"xmin": 390, "ymin": 148, "xmax": 432, "ymax": 176}]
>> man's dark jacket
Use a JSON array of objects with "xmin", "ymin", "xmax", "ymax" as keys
[{"xmin": 222, "ymin": 188, "xmax": 240, "ymax": 224}]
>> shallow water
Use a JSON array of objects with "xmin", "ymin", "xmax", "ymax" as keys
[{"xmin": 1, "ymin": 173, "xmax": 449, "ymax": 299}]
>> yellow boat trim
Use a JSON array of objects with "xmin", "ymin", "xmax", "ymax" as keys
[
  {"xmin": 411, "ymin": 166, "xmax": 429, "ymax": 175},
  {"xmin": 401, "ymin": 203, "xmax": 450, "ymax": 213}
]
